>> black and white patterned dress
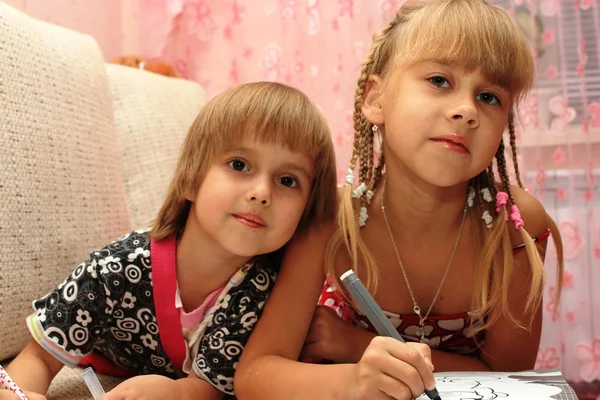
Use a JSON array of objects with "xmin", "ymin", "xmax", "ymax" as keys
[{"xmin": 27, "ymin": 229, "xmax": 277, "ymax": 395}]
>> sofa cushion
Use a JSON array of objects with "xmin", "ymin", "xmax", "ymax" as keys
[
  {"xmin": 106, "ymin": 64, "xmax": 207, "ymax": 229},
  {"xmin": 0, "ymin": 3, "xmax": 131, "ymax": 361}
]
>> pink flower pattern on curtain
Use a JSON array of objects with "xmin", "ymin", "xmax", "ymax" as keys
[{"xmin": 139, "ymin": 0, "xmax": 600, "ymax": 384}]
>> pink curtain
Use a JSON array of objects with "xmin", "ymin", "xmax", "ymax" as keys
[
  {"xmin": 3, "ymin": 0, "xmax": 140, "ymax": 61},
  {"xmin": 139, "ymin": 0, "xmax": 409, "ymax": 182},
  {"xmin": 139, "ymin": 0, "xmax": 600, "ymax": 386},
  {"xmin": 511, "ymin": 0, "xmax": 600, "ymax": 390}
]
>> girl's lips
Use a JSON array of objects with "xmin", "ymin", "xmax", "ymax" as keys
[
  {"xmin": 430, "ymin": 134, "xmax": 470, "ymax": 154},
  {"xmin": 430, "ymin": 138, "xmax": 469, "ymax": 154},
  {"xmin": 234, "ymin": 213, "xmax": 267, "ymax": 228}
]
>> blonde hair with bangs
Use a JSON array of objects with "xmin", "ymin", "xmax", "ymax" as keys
[
  {"xmin": 152, "ymin": 81, "xmax": 337, "ymax": 243},
  {"xmin": 326, "ymin": 0, "xmax": 563, "ymax": 336}
]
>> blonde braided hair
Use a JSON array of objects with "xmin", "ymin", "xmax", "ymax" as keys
[{"xmin": 325, "ymin": 0, "xmax": 564, "ymax": 336}]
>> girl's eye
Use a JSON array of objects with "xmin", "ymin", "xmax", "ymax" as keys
[
  {"xmin": 429, "ymin": 76, "xmax": 450, "ymax": 88},
  {"xmin": 476, "ymin": 92, "xmax": 501, "ymax": 105},
  {"xmin": 228, "ymin": 159, "xmax": 249, "ymax": 172},
  {"xmin": 278, "ymin": 176, "xmax": 298, "ymax": 188}
]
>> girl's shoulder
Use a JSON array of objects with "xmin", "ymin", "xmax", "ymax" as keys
[
  {"xmin": 502, "ymin": 184, "xmax": 550, "ymax": 248},
  {"xmin": 96, "ymin": 228, "xmax": 152, "ymax": 256},
  {"xmin": 82, "ymin": 229, "xmax": 153, "ymax": 272}
]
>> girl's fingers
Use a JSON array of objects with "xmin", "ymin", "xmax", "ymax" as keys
[
  {"xmin": 385, "ymin": 341, "xmax": 436, "ymax": 391},
  {"xmin": 375, "ymin": 372, "xmax": 415, "ymax": 400},
  {"xmin": 362, "ymin": 337, "xmax": 434, "ymax": 397},
  {"xmin": 368, "ymin": 353, "xmax": 425, "ymax": 399}
]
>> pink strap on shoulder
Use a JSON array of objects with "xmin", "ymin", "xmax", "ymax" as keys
[{"xmin": 151, "ymin": 237, "xmax": 186, "ymax": 373}]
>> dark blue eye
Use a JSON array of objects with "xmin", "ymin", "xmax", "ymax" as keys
[
  {"xmin": 228, "ymin": 159, "xmax": 249, "ymax": 172},
  {"xmin": 278, "ymin": 176, "xmax": 298, "ymax": 188}
]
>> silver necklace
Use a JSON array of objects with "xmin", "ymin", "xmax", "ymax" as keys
[{"xmin": 380, "ymin": 177, "xmax": 468, "ymax": 343}]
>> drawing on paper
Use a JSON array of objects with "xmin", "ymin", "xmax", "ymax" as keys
[{"xmin": 415, "ymin": 371, "xmax": 569, "ymax": 400}]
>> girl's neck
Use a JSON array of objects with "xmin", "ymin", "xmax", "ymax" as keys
[
  {"xmin": 175, "ymin": 209, "xmax": 251, "ymax": 311},
  {"xmin": 376, "ymin": 163, "xmax": 469, "ymax": 237}
]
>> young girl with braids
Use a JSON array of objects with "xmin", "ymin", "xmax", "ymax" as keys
[{"xmin": 235, "ymin": 1, "xmax": 564, "ymax": 399}]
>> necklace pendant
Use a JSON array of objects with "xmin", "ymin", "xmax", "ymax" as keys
[
  {"xmin": 415, "ymin": 326, "xmax": 426, "ymax": 343},
  {"xmin": 413, "ymin": 305, "xmax": 421, "ymax": 316},
  {"xmin": 416, "ymin": 318, "xmax": 426, "ymax": 342}
]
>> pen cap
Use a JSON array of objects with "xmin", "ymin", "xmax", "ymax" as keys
[
  {"xmin": 80, "ymin": 367, "xmax": 106, "ymax": 400},
  {"xmin": 340, "ymin": 269, "xmax": 359, "ymax": 286}
]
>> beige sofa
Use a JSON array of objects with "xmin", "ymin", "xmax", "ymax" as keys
[{"xmin": 0, "ymin": 3, "xmax": 207, "ymax": 398}]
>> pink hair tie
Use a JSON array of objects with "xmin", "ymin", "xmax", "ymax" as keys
[
  {"xmin": 496, "ymin": 191, "xmax": 509, "ymax": 221},
  {"xmin": 495, "ymin": 191, "xmax": 508, "ymax": 211},
  {"xmin": 510, "ymin": 205, "xmax": 524, "ymax": 230}
]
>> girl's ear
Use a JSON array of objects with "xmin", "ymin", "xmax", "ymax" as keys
[{"xmin": 361, "ymin": 75, "xmax": 385, "ymax": 126}]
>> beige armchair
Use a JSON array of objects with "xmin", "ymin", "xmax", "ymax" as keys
[{"xmin": 0, "ymin": 3, "xmax": 206, "ymax": 398}]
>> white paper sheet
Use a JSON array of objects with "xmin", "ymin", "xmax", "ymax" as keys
[{"xmin": 416, "ymin": 370, "xmax": 576, "ymax": 400}]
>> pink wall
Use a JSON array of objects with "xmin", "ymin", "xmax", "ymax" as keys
[{"xmin": 4, "ymin": 0, "xmax": 140, "ymax": 61}]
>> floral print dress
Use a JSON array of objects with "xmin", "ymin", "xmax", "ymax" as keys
[{"xmin": 27, "ymin": 229, "xmax": 276, "ymax": 396}]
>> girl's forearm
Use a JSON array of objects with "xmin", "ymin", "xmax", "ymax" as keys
[
  {"xmin": 175, "ymin": 375, "xmax": 224, "ymax": 400},
  {"xmin": 5, "ymin": 341, "xmax": 63, "ymax": 395},
  {"xmin": 430, "ymin": 349, "xmax": 490, "ymax": 371},
  {"xmin": 235, "ymin": 356, "xmax": 354, "ymax": 400}
]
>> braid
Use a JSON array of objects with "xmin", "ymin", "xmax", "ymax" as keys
[
  {"xmin": 495, "ymin": 139, "xmax": 514, "ymax": 204},
  {"xmin": 373, "ymin": 149, "xmax": 386, "ymax": 191},
  {"xmin": 495, "ymin": 132, "xmax": 549, "ymax": 325},
  {"xmin": 487, "ymin": 162, "xmax": 496, "ymax": 186},
  {"xmin": 485, "ymin": 162, "xmax": 499, "ymax": 203},
  {"xmin": 348, "ymin": 12, "xmax": 403, "ymax": 190},
  {"xmin": 328, "ymin": 10, "xmax": 407, "ymax": 294},
  {"xmin": 376, "ymin": 11, "xmax": 404, "ymax": 43},
  {"xmin": 365, "ymin": 126, "xmax": 374, "ymax": 188},
  {"xmin": 507, "ymin": 111, "xmax": 524, "ymax": 189},
  {"xmin": 349, "ymin": 81, "xmax": 365, "ymax": 172},
  {"xmin": 468, "ymin": 170, "xmax": 496, "ymax": 229},
  {"xmin": 359, "ymin": 130, "xmax": 370, "ymax": 210},
  {"xmin": 350, "ymin": 48, "xmax": 374, "ymax": 172}
]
